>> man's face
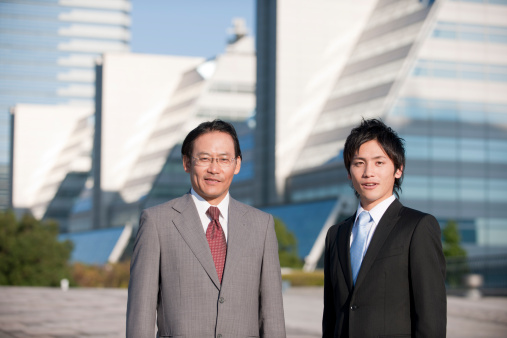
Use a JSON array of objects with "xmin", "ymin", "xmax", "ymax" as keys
[
  {"xmin": 348, "ymin": 139, "xmax": 402, "ymax": 211},
  {"xmin": 183, "ymin": 131, "xmax": 241, "ymax": 205}
]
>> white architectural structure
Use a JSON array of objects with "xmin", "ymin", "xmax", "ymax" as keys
[
  {"xmin": 257, "ymin": 0, "xmax": 507, "ymax": 263},
  {"xmin": 273, "ymin": 0, "xmax": 377, "ymax": 200},
  {"xmin": 11, "ymin": 104, "xmax": 92, "ymax": 226},
  {"xmin": 67, "ymin": 30, "xmax": 258, "ymax": 231},
  {"xmin": 2, "ymin": 0, "xmax": 131, "ymax": 209}
]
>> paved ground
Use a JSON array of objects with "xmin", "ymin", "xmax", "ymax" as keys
[{"xmin": 0, "ymin": 286, "xmax": 506, "ymax": 337}]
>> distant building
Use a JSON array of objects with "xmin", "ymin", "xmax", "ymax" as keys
[
  {"xmin": 10, "ymin": 18, "xmax": 257, "ymax": 264},
  {"xmin": 11, "ymin": 104, "xmax": 92, "ymax": 232},
  {"xmin": 256, "ymin": 0, "xmax": 507, "ymax": 269},
  {"xmin": 10, "ymin": 15, "xmax": 256, "ymax": 264},
  {"xmin": 68, "ymin": 27, "xmax": 257, "ymax": 233},
  {"xmin": 2, "ymin": 0, "xmax": 131, "ymax": 209},
  {"xmin": 12, "ymin": 0, "xmax": 507, "ymax": 275}
]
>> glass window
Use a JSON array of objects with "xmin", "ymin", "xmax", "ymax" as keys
[
  {"xmin": 403, "ymin": 175, "xmax": 507, "ymax": 202},
  {"xmin": 431, "ymin": 177, "xmax": 458, "ymax": 200},
  {"xmin": 476, "ymin": 218, "xmax": 507, "ymax": 246},
  {"xmin": 432, "ymin": 29, "xmax": 458, "ymax": 40},
  {"xmin": 489, "ymin": 72, "xmax": 507, "ymax": 82},
  {"xmin": 239, "ymin": 134, "xmax": 254, "ymax": 151},
  {"xmin": 432, "ymin": 21, "xmax": 507, "ymax": 45},
  {"xmin": 400, "ymin": 175, "xmax": 430, "ymax": 200},
  {"xmin": 234, "ymin": 161, "xmax": 253, "ymax": 182},
  {"xmin": 460, "ymin": 108, "xmax": 486, "ymax": 124},
  {"xmin": 393, "ymin": 98, "xmax": 507, "ymax": 125},
  {"xmin": 432, "ymin": 138, "xmax": 458, "ymax": 161},
  {"xmin": 412, "ymin": 59, "xmax": 507, "ymax": 82},
  {"xmin": 404, "ymin": 134, "xmax": 507, "ymax": 164},
  {"xmin": 487, "ymin": 180, "xmax": 507, "ymax": 202},
  {"xmin": 460, "ymin": 178, "xmax": 487, "ymax": 201}
]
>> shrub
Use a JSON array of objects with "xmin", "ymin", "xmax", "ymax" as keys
[
  {"xmin": 0, "ymin": 211, "xmax": 73, "ymax": 286},
  {"xmin": 282, "ymin": 269, "xmax": 324, "ymax": 287},
  {"xmin": 71, "ymin": 261, "xmax": 130, "ymax": 288},
  {"xmin": 274, "ymin": 218, "xmax": 304, "ymax": 268},
  {"xmin": 442, "ymin": 220, "xmax": 468, "ymax": 287}
]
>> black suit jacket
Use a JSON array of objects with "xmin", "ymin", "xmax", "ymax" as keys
[{"xmin": 322, "ymin": 199, "xmax": 446, "ymax": 338}]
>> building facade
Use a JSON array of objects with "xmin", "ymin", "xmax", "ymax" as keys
[
  {"xmin": 2, "ymin": 0, "xmax": 131, "ymax": 209},
  {"xmin": 256, "ymin": 0, "xmax": 507, "ymax": 262},
  {"xmin": 68, "ymin": 29, "xmax": 257, "ymax": 233}
]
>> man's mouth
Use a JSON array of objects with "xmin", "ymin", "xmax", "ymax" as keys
[{"xmin": 205, "ymin": 178, "xmax": 220, "ymax": 183}]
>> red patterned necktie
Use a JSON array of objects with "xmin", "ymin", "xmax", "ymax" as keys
[{"xmin": 206, "ymin": 206, "xmax": 227, "ymax": 283}]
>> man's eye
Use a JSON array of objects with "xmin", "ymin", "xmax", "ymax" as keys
[
  {"xmin": 200, "ymin": 157, "xmax": 211, "ymax": 162},
  {"xmin": 219, "ymin": 158, "xmax": 230, "ymax": 164}
]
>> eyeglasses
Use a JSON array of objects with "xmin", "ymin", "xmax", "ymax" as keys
[{"xmin": 192, "ymin": 156, "xmax": 237, "ymax": 167}]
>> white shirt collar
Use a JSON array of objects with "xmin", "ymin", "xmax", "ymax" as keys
[
  {"xmin": 355, "ymin": 194, "xmax": 396, "ymax": 226},
  {"xmin": 190, "ymin": 188, "xmax": 230, "ymax": 240},
  {"xmin": 191, "ymin": 188, "xmax": 229, "ymax": 214}
]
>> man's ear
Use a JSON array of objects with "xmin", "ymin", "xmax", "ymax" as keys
[
  {"xmin": 183, "ymin": 156, "xmax": 191, "ymax": 173},
  {"xmin": 395, "ymin": 165, "xmax": 403, "ymax": 179},
  {"xmin": 233, "ymin": 157, "xmax": 242, "ymax": 175}
]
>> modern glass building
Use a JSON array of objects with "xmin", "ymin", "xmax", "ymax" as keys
[
  {"xmin": 386, "ymin": 0, "xmax": 507, "ymax": 256},
  {"xmin": 256, "ymin": 0, "xmax": 507, "ymax": 260},
  {"xmin": 66, "ymin": 30, "xmax": 257, "ymax": 232},
  {"xmin": 1, "ymin": 0, "xmax": 131, "ymax": 209}
]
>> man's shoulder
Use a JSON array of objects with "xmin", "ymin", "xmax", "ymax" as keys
[
  {"xmin": 328, "ymin": 214, "xmax": 354, "ymax": 236},
  {"xmin": 394, "ymin": 202, "xmax": 440, "ymax": 235},
  {"xmin": 398, "ymin": 203, "xmax": 435, "ymax": 223},
  {"xmin": 230, "ymin": 197, "xmax": 272, "ymax": 220},
  {"xmin": 142, "ymin": 194, "xmax": 191, "ymax": 216}
]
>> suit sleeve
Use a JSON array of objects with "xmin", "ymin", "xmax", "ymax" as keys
[
  {"xmin": 126, "ymin": 210, "xmax": 160, "ymax": 338},
  {"xmin": 410, "ymin": 214, "xmax": 447, "ymax": 338},
  {"xmin": 322, "ymin": 228, "xmax": 337, "ymax": 338},
  {"xmin": 258, "ymin": 214, "xmax": 286, "ymax": 338}
]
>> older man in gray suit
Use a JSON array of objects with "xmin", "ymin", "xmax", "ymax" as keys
[{"xmin": 126, "ymin": 120, "xmax": 286, "ymax": 338}]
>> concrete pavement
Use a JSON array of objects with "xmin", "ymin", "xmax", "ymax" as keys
[
  {"xmin": 283, "ymin": 287, "xmax": 507, "ymax": 337},
  {"xmin": 1, "ymin": 286, "xmax": 506, "ymax": 337}
]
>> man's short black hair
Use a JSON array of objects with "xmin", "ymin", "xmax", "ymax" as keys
[
  {"xmin": 343, "ymin": 118, "xmax": 405, "ymax": 198},
  {"xmin": 181, "ymin": 119, "xmax": 242, "ymax": 160}
]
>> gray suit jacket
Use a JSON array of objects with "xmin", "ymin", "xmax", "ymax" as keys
[{"xmin": 126, "ymin": 193, "xmax": 286, "ymax": 338}]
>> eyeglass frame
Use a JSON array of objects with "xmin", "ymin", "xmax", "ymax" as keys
[{"xmin": 191, "ymin": 156, "xmax": 238, "ymax": 167}]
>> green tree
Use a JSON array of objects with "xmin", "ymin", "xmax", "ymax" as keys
[
  {"xmin": 442, "ymin": 219, "xmax": 468, "ymax": 287},
  {"xmin": 0, "ymin": 211, "xmax": 73, "ymax": 286},
  {"xmin": 274, "ymin": 217, "xmax": 303, "ymax": 268},
  {"xmin": 442, "ymin": 220, "xmax": 467, "ymax": 258}
]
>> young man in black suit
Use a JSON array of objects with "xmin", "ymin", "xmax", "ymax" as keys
[{"xmin": 323, "ymin": 119, "xmax": 446, "ymax": 338}]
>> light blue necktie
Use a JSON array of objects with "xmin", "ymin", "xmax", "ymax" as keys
[{"xmin": 350, "ymin": 211, "xmax": 373, "ymax": 284}]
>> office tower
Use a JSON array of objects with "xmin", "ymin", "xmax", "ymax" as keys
[
  {"xmin": 1, "ymin": 0, "xmax": 131, "ymax": 209},
  {"xmin": 256, "ymin": 0, "xmax": 507, "ymax": 267},
  {"xmin": 70, "ymin": 27, "xmax": 256, "ymax": 232}
]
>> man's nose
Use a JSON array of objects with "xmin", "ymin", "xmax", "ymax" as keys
[
  {"xmin": 363, "ymin": 163, "xmax": 374, "ymax": 177},
  {"xmin": 207, "ymin": 159, "xmax": 221, "ymax": 172}
]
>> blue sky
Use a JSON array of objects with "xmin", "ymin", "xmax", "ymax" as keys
[{"xmin": 131, "ymin": 0, "xmax": 255, "ymax": 58}]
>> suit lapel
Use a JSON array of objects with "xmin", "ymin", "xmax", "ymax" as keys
[
  {"xmin": 338, "ymin": 216, "xmax": 355, "ymax": 292},
  {"xmin": 353, "ymin": 199, "xmax": 403, "ymax": 291},
  {"xmin": 221, "ymin": 198, "xmax": 249, "ymax": 285},
  {"xmin": 171, "ymin": 194, "xmax": 221, "ymax": 289}
]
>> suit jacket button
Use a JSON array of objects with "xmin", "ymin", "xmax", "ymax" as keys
[
  {"xmin": 219, "ymin": 297, "xmax": 225, "ymax": 303},
  {"xmin": 350, "ymin": 305, "xmax": 358, "ymax": 311}
]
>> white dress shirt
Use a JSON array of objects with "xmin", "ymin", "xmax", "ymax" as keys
[
  {"xmin": 190, "ymin": 188, "xmax": 229, "ymax": 242},
  {"xmin": 350, "ymin": 194, "xmax": 396, "ymax": 248}
]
